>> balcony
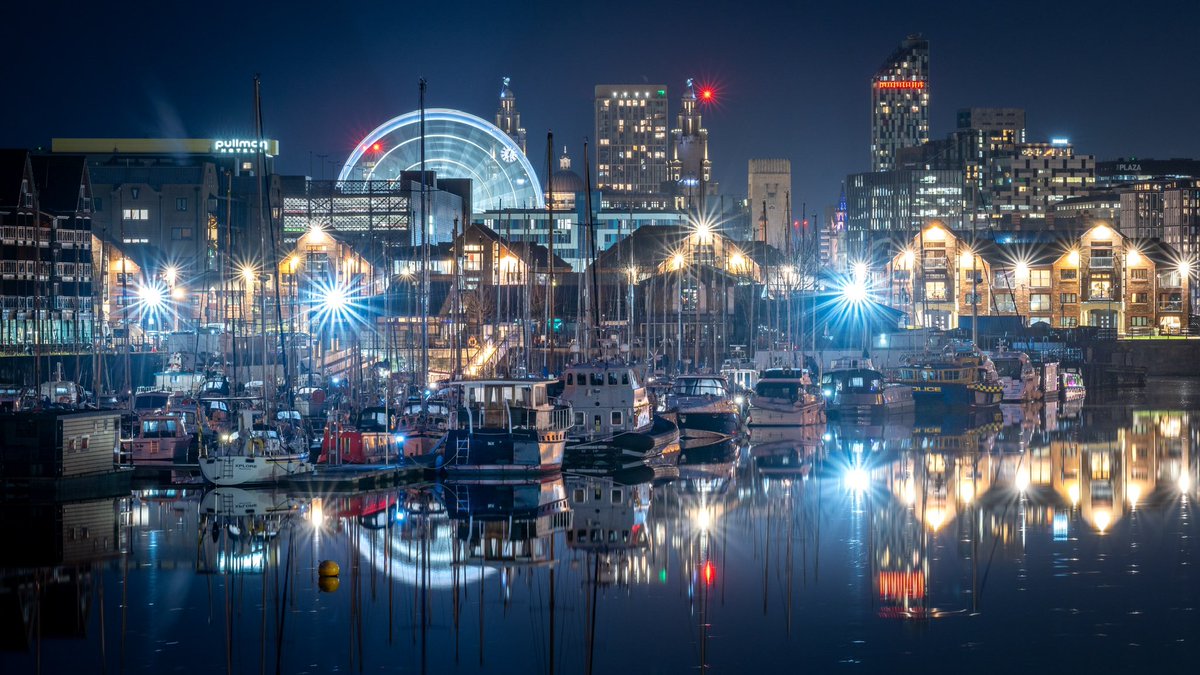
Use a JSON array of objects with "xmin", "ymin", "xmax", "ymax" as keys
[
  {"xmin": 1089, "ymin": 256, "xmax": 1114, "ymax": 269},
  {"xmin": 1159, "ymin": 301, "xmax": 1184, "ymax": 312}
]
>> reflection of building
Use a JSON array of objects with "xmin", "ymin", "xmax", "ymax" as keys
[
  {"xmin": 885, "ymin": 222, "xmax": 1191, "ymax": 333},
  {"xmin": 338, "ymin": 108, "xmax": 543, "ymax": 213},
  {"xmin": 594, "ymin": 85, "xmax": 670, "ymax": 210},
  {"xmin": 871, "ymin": 35, "xmax": 930, "ymax": 172}
]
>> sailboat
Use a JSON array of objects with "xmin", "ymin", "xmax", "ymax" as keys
[{"xmin": 200, "ymin": 76, "xmax": 313, "ymax": 486}]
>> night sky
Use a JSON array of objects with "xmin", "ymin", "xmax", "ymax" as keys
[{"xmin": 6, "ymin": 0, "xmax": 1200, "ymax": 216}]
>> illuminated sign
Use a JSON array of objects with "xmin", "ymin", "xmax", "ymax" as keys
[
  {"xmin": 1116, "ymin": 163, "xmax": 1142, "ymax": 172},
  {"xmin": 1051, "ymin": 137, "xmax": 1070, "ymax": 146},
  {"xmin": 875, "ymin": 80, "xmax": 926, "ymax": 90},
  {"xmin": 1020, "ymin": 146, "xmax": 1072, "ymax": 158},
  {"xmin": 212, "ymin": 139, "xmax": 277, "ymax": 156}
]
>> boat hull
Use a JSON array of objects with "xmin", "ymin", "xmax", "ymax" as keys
[
  {"xmin": 826, "ymin": 388, "xmax": 916, "ymax": 424},
  {"xmin": 441, "ymin": 428, "xmax": 565, "ymax": 474},
  {"xmin": 567, "ymin": 415, "xmax": 681, "ymax": 464},
  {"xmin": 747, "ymin": 399, "xmax": 826, "ymax": 427},
  {"xmin": 199, "ymin": 453, "xmax": 313, "ymax": 486},
  {"xmin": 910, "ymin": 382, "xmax": 1002, "ymax": 410}
]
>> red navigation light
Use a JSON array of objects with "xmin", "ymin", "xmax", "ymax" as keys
[
  {"xmin": 802, "ymin": 218, "xmax": 809, "ymax": 228},
  {"xmin": 371, "ymin": 142, "xmax": 382, "ymax": 152},
  {"xmin": 793, "ymin": 220, "xmax": 801, "ymax": 229},
  {"xmin": 703, "ymin": 561, "xmax": 715, "ymax": 586},
  {"xmin": 699, "ymin": 87, "xmax": 715, "ymax": 102}
]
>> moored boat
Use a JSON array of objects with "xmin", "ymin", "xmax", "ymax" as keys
[
  {"xmin": 748, "ymin": 368, "xmax": 826, "ymax": 427},
  {"xmin": 200, "ymin": 423, "xmax": 313, "ymax": 486},
  {"xmin": 989, "ymin": 349, "xmax": 1040, "ymax": 402},
  {"xmin": 894, "ymin": 342, "xmax": 1003, "ymax": 411},
  {"xmin": 820, "ymin": 356, "xmax": 914, "ymax": 423},
  {"xmin": 661, "ymin": 374, "xmax": 742, "ymax": 444},
  {"xmin": 1060, "ymin": 369, "xmax": 1086, "ymax": 401},
  {"xmin": 559, "ymin": 362, "xmax": 680, "ymax": 465},
  {"xmin": 433, "ymin": 378, "xmax": 572, "ymax": 474}
]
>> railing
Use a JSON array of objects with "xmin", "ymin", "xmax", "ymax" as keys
[
  {"xmin": 1089, "ymin": 256, "xmax": 1114, "ymax": 269},
  {"xmin": 1159, "ymin": 301, "xmax": 1183, "ymax": 311}
]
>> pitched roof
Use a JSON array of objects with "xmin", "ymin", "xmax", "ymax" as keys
[
  {"xmin": 30, "ymin": 155, "xmax": 89, "ymax": 215},
  {"xmin": 0, "ymin": 149, "xmax": 32, "ymax": 208}
]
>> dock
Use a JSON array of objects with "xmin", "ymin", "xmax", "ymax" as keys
[{"xmin": 281, "ymin": 463, "xmax": 430, "ymax": 491}]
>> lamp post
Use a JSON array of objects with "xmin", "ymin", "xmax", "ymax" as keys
[{"xmin": 672, "ymin": 252, "xmax": 685, "ymax": 374}]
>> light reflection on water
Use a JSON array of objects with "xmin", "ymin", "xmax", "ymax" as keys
[{"xmin": 2, "ymin": 381, "xmax": 1199, "ymax": 673}]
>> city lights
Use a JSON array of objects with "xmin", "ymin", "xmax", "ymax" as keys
[{"xmin": 137, "ymin": 283, "xmax": 166, "ymax": 309}]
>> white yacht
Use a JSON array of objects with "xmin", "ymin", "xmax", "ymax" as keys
[
  {"xmin": 558, "ymin": 361, "xmax": 680, "ymax": 464},
  {"xmin": 748, "ymin": 368, "xmax": 826, "ymax": 427}
]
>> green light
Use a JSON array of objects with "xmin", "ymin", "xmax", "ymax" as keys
[
  {"xmin": 657, "ymin": 89, "xmax": 665, "ymax": 96},
  {"xmin": 659, "ymin": 569, "xmax": 667, "ymax": 583}
]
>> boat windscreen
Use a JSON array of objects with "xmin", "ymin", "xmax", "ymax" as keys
[{"xmin": 672, "ymin": 378, "xmax": 727, "ymax": 397}]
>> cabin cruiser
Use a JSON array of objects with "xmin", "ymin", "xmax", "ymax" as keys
[
  {"xmin": 989, "ymin": 349, "xmax": 1040, "ymax": 402},
  {"xmin": 294, "ymin": 386, "xmax": 326, "ymax": 418},
  {"xmin": 1060, "ymin": 369, "xmax": 1086, "ymax": 401},
  {"xmin": 894, "ymin": 341, "xmax": 1003, "ymax": 410},
  {"xmin": 394, "ymin": 396, "xmax": 450, "ymax": 457},
  {"xmin": 748, "ymin": 368, "xmax": 826, "ymax": 426},
  {"xmin": 558, "ymin": 362, "xmax": 680, "ymax": 465},
  {"xmin": 123, "ymin": 413, "xmax": 195, "ymax": 466},
  {"xmin": 431, "ymin": 378, "xmax": 571, "ymax": 473},
  {"xmin": 660, "ymin": 375, "xmax": 742, "ymax": 444},
  {"xmin": 133, "ymin": 389, "xmax": 172, "ymax": 413},
  {"xmin": 820, "ymin": 356, "xmax": 914, "ymax": 423}
]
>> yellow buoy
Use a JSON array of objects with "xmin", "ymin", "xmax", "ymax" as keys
[
  {"xmin": 318, "ymin": 560, "xmax": 340, "ymax": 578},
  {"xmin": 318, "ymin": 576, "xmax": 340, "ymax": 593}
]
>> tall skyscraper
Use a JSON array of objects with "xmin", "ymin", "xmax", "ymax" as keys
[
  {"xmin": 496, "ymin": 76, "xmax": 527, "ymax": 154},
  {"xmin": 669, "ymin": 78, "xmax": 711, "ymax": 209},
  {"xmin": 871, "ymin": 35, "xmax": 930, "ymax": 172},
  {"xmin": 595, "ymin": 85, "xmax": 669, "ymax": 207},
  {"xmin": 748, "ymin": 159, "xmax": 791, "ymax": 252}
]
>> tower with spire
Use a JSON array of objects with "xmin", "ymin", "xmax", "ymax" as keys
[
  {"xmin": 496, "ymin": 76, "xmax": 527, "ymax": 154},
  {"xmin": 669, "ymin": 78, "xmax": 712, "ymax": 209}
]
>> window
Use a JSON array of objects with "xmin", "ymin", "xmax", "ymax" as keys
[
  {"xmin": 1061, "ymin": 316, "xmax": 1078, "ymax": 327},
  {"xmin": 1089, "ymin": 277, "xmax": 1113, "ymax": 300},
  {"xmin": 925, "ymin": 281, "xmax": 947, "ymax": 301},
  {"xmin": 574, "ymin": 412, "xmax": 584, "ymax": 427},
  {"xmin": 993, "ymin": 270, "xmax": 1015, "ymax": 289},
  {"xmin": 171, "ymin": 227, "xmax": 193, "ymax": 240},
  {"xmin": 122, "ymin": 208, "xmax": 149, "ymax": 220},
  {"xmin": 963, "ymin": 293, "xmax": 983, "ymax": 305},
  {"xmin": 1158, "ymin": 271, "xmax": 1183, "ymax": 287},
  {"xmin": 1130, "ymin": 316, "xmax": 1149, "ymax": 327},
  {"xmin": 995, "ymin": 293, "xmax": 1017, "ymax": 313},
  {"xmin": 1060, "ymin": 292, "xmax": 1078, "ymax": 304},
  {"xmin": 1061, "ymin": 269, "xmax": 1077, "ymax": 280},
  {"xmin": 1130, "ymin": 268, "xmax": 1148, "ymax": 280},
  {"xmin": 1030, "ymin": 269, "xmax": 1051, "ymax": 287},
  {"xmin": 1030, "ymin": 293, "xmax": 1051, "ymax": 312},
  {"xmin": 611, "ymin": 411, "xmax": 623, "ymax": 426},
  {"xmin": 1131, "ymin": 292, "xmax": 1148, "ymax": 304},
  {"xmin": 566, "ymin": 373, "xmax": 574, "ymax": 385},
  {"xmin": 176, "ymin": 197, "xmax": 187, "ymax": 211}
]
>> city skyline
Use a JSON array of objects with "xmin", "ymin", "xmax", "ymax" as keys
[{"xmin": 5, "ymin": 0, "xmax": 1200, "ymax": 215}]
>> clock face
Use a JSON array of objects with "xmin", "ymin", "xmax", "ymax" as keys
[{"xmin": 500, "ymin": 146, "xmax": 519, "ymax": 164}]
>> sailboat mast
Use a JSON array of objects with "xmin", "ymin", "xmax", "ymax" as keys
[
  {"xmin": 544, "ymin": 132, "xmax": 555, "ymax": 375},
  {"xmin": 254, "ymin": 75, "xmax": 291, "ymax": 410},
  {"xmin": 583, "ymin": 141, "xmax": 601, "ymax": 357},
  {"xmin": 418, "ymin": 78, "xmax": 430, "ymax": 389}
]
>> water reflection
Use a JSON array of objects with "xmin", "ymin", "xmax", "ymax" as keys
[{"xmin": 3, "ymin": 391, "xmax": 1199, "ymax": 672}]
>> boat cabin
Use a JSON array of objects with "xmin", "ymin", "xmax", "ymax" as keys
[
  {"xmin": 454, "ymin": 379, "xmax": 570, "ymax": 432},
  {"xmin": 560, "ymin": 364, "xmax": 652, "ymax": 437},
  {"xmin": 133, "ymin": 390, "xmax": 171, "ymax": 412},
  {"xmin": 670, "ymin": 376, "xmax": 731, "ymax": 398}
]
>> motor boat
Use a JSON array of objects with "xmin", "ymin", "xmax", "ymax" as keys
[
  {"xmin": 893, "ymin": 341, "xmax": 1003, "ymax": 410},
  {"xmin": 820, "ymin": 356, "xmax": 914, "ymax": 423},
  {"xmin": 748, "ymin": 368, "xmax": 826, "ymax": 426},
  {"xmin": 660, "ymin": 374, "xmax": 742, "ymax": 444},
  {"xmin": 558, "ymin": 361, "xmax": 680, "ymax": 465}
]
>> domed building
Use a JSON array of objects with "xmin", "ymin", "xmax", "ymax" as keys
[{"xmin": 547, "ymin": 147, "xmax": 586, "ymax": 211}]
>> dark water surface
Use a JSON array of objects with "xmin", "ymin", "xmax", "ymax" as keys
[{"xmin": 4, "ymin": 379, "xmax": 1200, "ymax": 673}]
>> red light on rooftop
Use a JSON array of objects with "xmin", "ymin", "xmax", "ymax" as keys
[{"xmin": 700, "ymin": 87, "xmax": 715, "ymax": 102}]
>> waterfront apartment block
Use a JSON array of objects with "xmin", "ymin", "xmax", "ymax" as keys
[{"xmin": 884, "ymin": 222, "xmax": 1190, "ymax": 334}]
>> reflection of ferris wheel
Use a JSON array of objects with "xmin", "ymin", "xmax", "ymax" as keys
[{"xmin": 339, "ymin": 108, "xmax": 545, "ymax": 212}]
